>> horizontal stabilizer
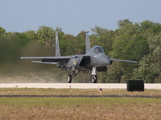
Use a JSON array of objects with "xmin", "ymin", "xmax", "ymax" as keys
[
  {"xmin": 31, "ymin": 61, "xmax": 58, "ymax": 64},
  {"xmin": 20, "ymin": 56, "xmax": 72, "ymax": 59}
]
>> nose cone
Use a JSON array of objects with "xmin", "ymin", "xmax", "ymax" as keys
[{"xmin": 96, "ymin": 55, "xmax": 110, "ymax": 66}]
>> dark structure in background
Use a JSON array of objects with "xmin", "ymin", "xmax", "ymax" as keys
[{"xmin": 127, "ymin": 80, "xmax": 144, "ymax": 92}]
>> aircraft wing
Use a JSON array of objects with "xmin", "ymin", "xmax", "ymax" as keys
[
  {"xmin": 31, "ymin": 61, "xmax": 58, "ymax": 64},
  {"xmin": 20, "ymin": 56, "xmax": 72, "ymax": 64},
  {"xmin": 109, "ymin": 58, "xmax": 137, "ymax": 63}
]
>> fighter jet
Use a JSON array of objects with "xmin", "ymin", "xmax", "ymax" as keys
[{"xmin": 21, "ymin": 31, "xmax": 137, "ymax": 83}]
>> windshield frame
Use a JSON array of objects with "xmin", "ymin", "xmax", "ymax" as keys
[{"xmin": 91, "ymin": 46, "xmax": 105, "ymax": 54}]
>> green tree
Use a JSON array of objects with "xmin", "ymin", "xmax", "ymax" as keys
[
  {"xmin": 91, "ymin": 26, "xmax": 114, "ymax": 54},
  {"xmin": 132, "ymin": 34, "xmax": 161, "ymax": 83},
  {"xmin": 36, "ymin": 26, "xmax": 55, "ymax": 46},
  {"xmin": 118, "ymin": 19, "xmax": 133, "ymax": 28},
  {"xmin": 75, "ymin": 31, "xmax": 87, "ymax": 54},
  {"xmin": 106, "ymin": 62, "xmax": 123, "ymax": 83},
  {"xmin": 60, "ymin": 34, "xmax": 76, "ymax": 55},
  {"xmin": 22, "ymin": 30, "xmax": 37, "ymax": 40},
  {"xmin": 110, "ymin": 19, "xmax": 150, "ymax": 82},
  {"xmin": 0, "ymin": 27, "xmax": 6, "ymax": 35}
]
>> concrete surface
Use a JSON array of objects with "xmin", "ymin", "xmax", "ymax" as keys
[{"xmin": 0, "ymin": 83, "xmax": 160, "ymax": 89}]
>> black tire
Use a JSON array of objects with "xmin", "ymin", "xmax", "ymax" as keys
[
  {"xmin": 92, "ymin": 75, "xmax": 97, "ymax": 83},
  {"xmin": 68, "ymin": 75, "xmax": 72, "ymax": 83}
]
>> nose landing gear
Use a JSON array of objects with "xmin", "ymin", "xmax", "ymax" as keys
[
  {"xmin": 91, "ymin": 67, "xmax": 97, "ymax": 83},
  {"xmin": 92, "ymin": 75, "xmax": 97, "ymax": 83}
]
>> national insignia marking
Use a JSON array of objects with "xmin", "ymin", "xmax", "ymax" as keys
[{"xmin": 73, "ymin": 60, "xmax": 76, "ymax": 65}]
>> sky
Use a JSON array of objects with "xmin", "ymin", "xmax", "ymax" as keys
[{"xmin": 0, "ymin": 0, "xmax": 161, "ymax": 36}]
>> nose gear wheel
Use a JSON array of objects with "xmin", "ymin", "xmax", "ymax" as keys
[{"xmin": 92, "ymin": 75, "xmax": 97, "ymax": 83}]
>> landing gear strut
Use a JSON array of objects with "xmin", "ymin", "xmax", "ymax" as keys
[
  {"xmin": 68, "ymin": 75, "xmax": 72, "ymax": 83},
  {"xmin": 91, "ymin": 67, "xmax": 97, "ymax": 83},
  {"xmin": 92, "ymin": 75, "xmax": 97, "ymax": 83},
  {"xmin": 67, "ymin": 70, "xmax": 76, "ymax": 83}
]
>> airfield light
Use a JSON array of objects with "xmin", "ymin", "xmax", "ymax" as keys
[{"xmin": 100, "ymin": 88, "xmax": 103, "ymax": 94}]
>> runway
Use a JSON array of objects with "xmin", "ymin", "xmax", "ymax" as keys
[
  {"xmin": 0, "ymin": 95, "xmax": 161, "ymax": 98},
  {"xmin": 0, "ymin": 83, "xmax": 161, "ymax": 89},
  {"xmin": 0, "ymin": 83, "xmax": 161, "ymax": 98}
]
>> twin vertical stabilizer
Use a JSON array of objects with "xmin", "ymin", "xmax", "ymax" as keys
[
  {"xmin": 55, "ymin": 31, "xmax": 60, "ymax": 57},
  {"xmin": 85, "ymin": 31, "xmax": 91, "ymax": 54},
  {"xmin": 55, "ymin": 30, "xmax": 91, "ymax": 56}
]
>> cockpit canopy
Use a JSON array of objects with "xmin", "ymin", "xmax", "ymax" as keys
[{"xmin": 91, "ymin": 46, "xmax": 105, "ymax": 54}]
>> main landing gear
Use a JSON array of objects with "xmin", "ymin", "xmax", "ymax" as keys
[
  {"xmin": 68, "ymin": 74, "xmax": 97, "ymax": 83},
  {"xmin": 67, "ymin": 70, "xmax": 77, "ymax": 83},
  {"xmin": 68, "ymin": 75, "xmax": 72, "ymax": 83},
  {"xmin": 67, "ymin": 67, "xmax": 98, "ymax": 83}
]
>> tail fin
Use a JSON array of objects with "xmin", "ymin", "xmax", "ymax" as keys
[
  {"xmin": 85, "ymin": 31, "xmax": 91, "ymax": 54},
  {"xmin": 55, "ymin": 31, "xmax": 60, "ymax": 56}
]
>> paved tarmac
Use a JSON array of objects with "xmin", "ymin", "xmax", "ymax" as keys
[
  {"xmin": 0, "ymin": 95, "xmax": 161, "ymax": 98},
  {"xmin": 0, "ymin": 83, "xmax": 161, "ymax": 89},
  {"xmin": 0, "ymin": 83, "xmax": 160, "ymax": 98}
]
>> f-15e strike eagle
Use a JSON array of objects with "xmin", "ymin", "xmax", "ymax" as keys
[{"xmin": 21, "ymin": 31, "xmax": 136, "ymax": 83}]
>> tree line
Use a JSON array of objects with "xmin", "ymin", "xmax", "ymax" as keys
[{"xmin": 0, "ymin": 19, "xmax": 161, "ymax": 83}]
